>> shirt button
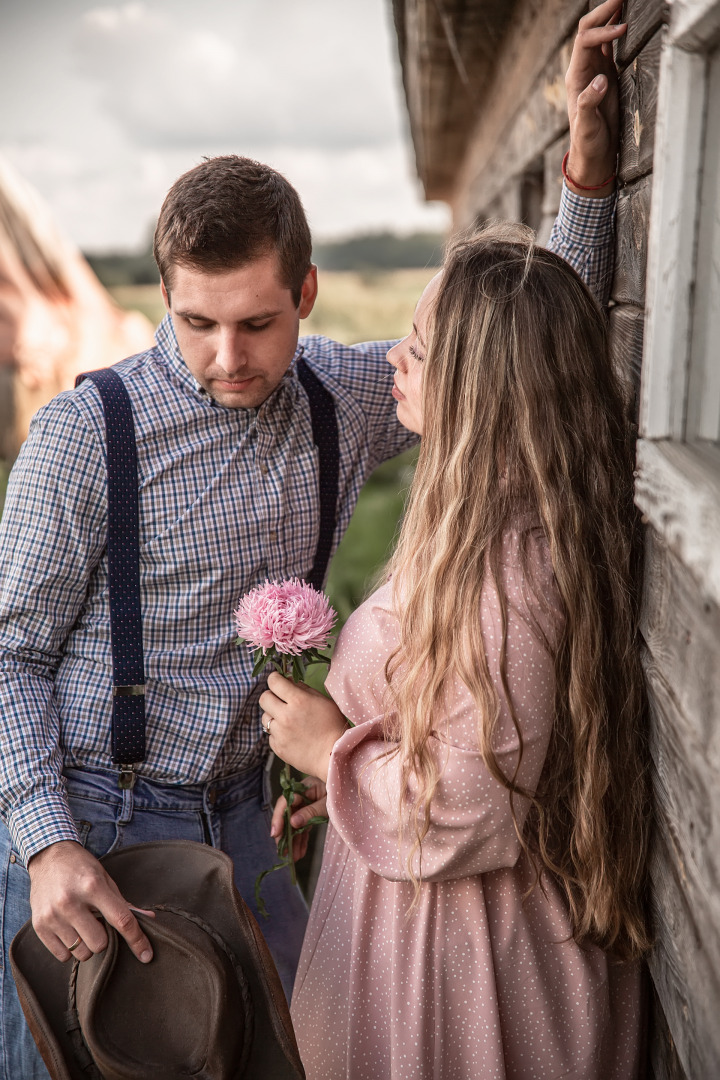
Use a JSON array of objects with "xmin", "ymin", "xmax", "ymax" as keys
[
  {"xmin": 9, "ymin": 854, "xmax": 16, "ymax": 864},
  {"xmin": 269, "ymin": 531, "xmax": 278, "ymax": 542},
  {"xmin": 259, "ymin": 463, "xmax": 268, "ymax": 476}
]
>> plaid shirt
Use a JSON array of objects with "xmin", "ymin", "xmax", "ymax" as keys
[{"xmin": 0, "ymin": 184, "xmax": 615, "ymax": 865}]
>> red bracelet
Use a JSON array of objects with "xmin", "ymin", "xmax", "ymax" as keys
[{"xmin": 561, "ymin": 151, "xmax": 616, "ymax": 191}]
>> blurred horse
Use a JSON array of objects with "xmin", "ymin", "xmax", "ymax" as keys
[{"xmin": 0, "ymin": 157, "xmax": 153, "ymax": 459}]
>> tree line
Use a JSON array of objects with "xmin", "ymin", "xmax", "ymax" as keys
[{"xmin": 84, "ymin": 229, "xmax": 445, "ymax": 287}]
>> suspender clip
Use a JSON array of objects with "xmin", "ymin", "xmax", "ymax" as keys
[{"xmin": 118, "ymin": 766, "xmax": 137, "ymax": 790}]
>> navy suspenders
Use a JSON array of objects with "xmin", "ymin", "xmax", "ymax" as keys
[
  {"xmin": 76, "ymin": 359, "xmax": 339, "ymax": 780},
  {"xmin": 76, "ymin": 369, "xmax": 146, "ymax": 782},
  {"xmin": 296, "ymin": 356, "xmax": 340, "ymax": 591}
]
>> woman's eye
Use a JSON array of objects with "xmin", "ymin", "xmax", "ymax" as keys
[{"xmin": 409, "ymin": 345, "xmax": 425, "ymax": 363}]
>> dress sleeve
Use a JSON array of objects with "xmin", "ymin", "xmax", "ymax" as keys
[
  {"xmin": 325, "ymin": 529, "xmax": 563, "ymax": 882},
  {"xmin": 546, "ymin": 181, "xmax": 616, "ymax": 307}
]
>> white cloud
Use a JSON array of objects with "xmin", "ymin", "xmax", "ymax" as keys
[
  {"xmin": 0, "ymin": 0, "xmax": 449, "ymax": 252},
  {"xmin": 73, "ymin": 1, "xmax": 401, "ymax": 149}
]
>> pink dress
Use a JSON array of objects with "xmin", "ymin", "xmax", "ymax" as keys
[{"xmin": 291, "ymin": 527, "xmax": 642, "ymax": 1079}]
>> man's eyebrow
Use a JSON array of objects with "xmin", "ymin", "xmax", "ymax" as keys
[
  {"xmin": 174, "ymin": 308, "xmax": 283, "ymax": 323},
  {"xmin": 413, "ymin": 322, "xmax": 427, "ymax": 349}
]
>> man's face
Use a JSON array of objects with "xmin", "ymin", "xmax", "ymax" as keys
[{"xmin": 162, "ymin": 253, "xmax": 317, "ymax": 409}]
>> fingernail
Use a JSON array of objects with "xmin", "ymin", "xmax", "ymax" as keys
[
  {"xmin": 592, "ymin": 75, "xmax": 606, "ymax": 91},
  {"xmin": 140, "ymin": 949, "xmax": 152, "ymax": 963}
]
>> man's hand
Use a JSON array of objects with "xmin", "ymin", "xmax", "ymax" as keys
[
  {"xmin": 28, "ymin": 840, "xmax": 154, "ymax": 964},
  {"xmin": 565, "ymin": 0, "xmax": 628, "ymax": 194},
  {"xmin": 270, "ymin": 777, "xmax": 328, "ymax": 862}
]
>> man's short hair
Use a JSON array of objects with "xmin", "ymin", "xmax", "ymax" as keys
[{"xmin": 153, "ymin": 155, "xmax": 312, "ymax": 306}]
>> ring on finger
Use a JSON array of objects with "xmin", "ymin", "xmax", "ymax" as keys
[
  {"xmin": 68, "ymin": 936, "xmax": 82, "ymax": 953},
  {"xmin": 263, "ymin": 715, "xmax": 273, "ymax": 735}
]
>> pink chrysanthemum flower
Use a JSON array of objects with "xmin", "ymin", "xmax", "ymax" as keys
[{"xmin": 234, "ymin": 578, "xmax": 336, "ymax": 656}]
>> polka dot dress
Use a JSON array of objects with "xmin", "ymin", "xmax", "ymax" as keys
[{"xmin": 290, "ymin": 526, "xmax": 642, "ymax": 1079}]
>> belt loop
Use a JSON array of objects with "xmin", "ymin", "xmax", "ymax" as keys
[{"xmin": 117, "ymin": 778, "xmax": 135, "ymax": 825}]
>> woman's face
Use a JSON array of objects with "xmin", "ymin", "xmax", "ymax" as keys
[{"xmin": 386, "ymin": 273, "xmax": 440, "ymax": 436}]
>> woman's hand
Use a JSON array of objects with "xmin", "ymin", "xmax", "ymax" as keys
[
  {"xmin": 259, "ymin": 672, "xmax": 348, "ymax": 782},
  {"xmin": 270, "ymin": 777, "xmax": 328, "ymax": 861}
]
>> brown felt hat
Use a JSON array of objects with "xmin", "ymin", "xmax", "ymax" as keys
[{"xmin": 10, "ymin": 840, "xmax": 305, "ymax": 1079}]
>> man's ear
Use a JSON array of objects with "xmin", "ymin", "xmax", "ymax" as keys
[
  {"xmin": 160, "ymin": 279, "xmax": 171, "ymax": 311},
  {"xmin": 298, "ymin": 265, "xmax": 318, "ymax": 320}
]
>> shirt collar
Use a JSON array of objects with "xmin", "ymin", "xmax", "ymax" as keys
[{"xmin": 154, "ymin": 313, "xmax": 304, "ymax": 416}]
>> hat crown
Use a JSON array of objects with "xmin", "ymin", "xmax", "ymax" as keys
[{"xmin": 74, "ymin": 908, "xmax": 250, "ymax": 1079}]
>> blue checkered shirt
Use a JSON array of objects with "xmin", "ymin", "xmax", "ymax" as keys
[{"xmin": 0, "ymin": 184, "xmax": 615, "ymax": 865}]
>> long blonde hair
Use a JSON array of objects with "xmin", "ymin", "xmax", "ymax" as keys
[{"xmin": 384, "ymin": 222, "xmax": 650, "ymax": 960}]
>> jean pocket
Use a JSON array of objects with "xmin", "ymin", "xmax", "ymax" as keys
[{"xmin": 66, "ymin": 796, "xmax": 122, "ymax": 860}]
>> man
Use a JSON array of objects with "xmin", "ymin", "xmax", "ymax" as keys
[{"xmin": 0, "ymin": 5, "xmax": 626, "ymax": 1074}]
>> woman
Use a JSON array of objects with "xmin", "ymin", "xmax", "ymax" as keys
[{"xmin": 260, "ymin": 223, "xmax": 650, "ymax": 1079}]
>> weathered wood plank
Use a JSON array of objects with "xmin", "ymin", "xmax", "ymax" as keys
[
  {"xmin": 639, "ymin": 42, "xmax": 706, "ymax": 439},
  {"xmin": 641, "ymin": 528, "xmax": 720, "ymax": 763},
  {"xmin": 619, "ymin": 28, "xmax": 664, "ymax": 184},
  {"xmin": 641, "ymin": 528, "xmax": 720, "ymax": 1076},
  {"xmin": 635, "ymin": 440, "xmax": 720, "ymax": 609},
  {"xmin": 644, "ymin": 659, "xmax": 720, "ymax": 902},
  {"xmin": 612, "ymin": 175, "xmax": 652, "ymax": 306},
  {"xmin": 685, "ymin": 49, "xmax": 720, "ymax": 442},
  {"xmin": 647, "ymin": 813, "xmax": 720, "ymax": 1079},
  {"xmin": 668, "ymin": 0, "xmax": 720, "ymax": 50},
  {"xmin": 609, "ymin": 303, "xmax": 644, "ymax": 407},
  {"xmin": 648, "ymin": 981, "xmax": 689, "ymax": 1080},
  {"xmin": 461, "ymin": 37, "xmax": 573, "ymax": 224},
  {"xmin": 537, "ymin": 135, "xmax": 567, "ymax": 246},
  {"xmin": 451, "ymin": 0, "xmax": 588, "ymax": 226},
  {"xmin": 615, "ymin": 0, "xmax": 669, "ymax": 71}
]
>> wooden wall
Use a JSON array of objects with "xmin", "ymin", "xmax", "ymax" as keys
[{"xmin": 440, "ymin": 1, "xmax": 720, "ymax": 1076}]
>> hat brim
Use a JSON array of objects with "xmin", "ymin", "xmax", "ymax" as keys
[{"xmin": 10, "ymin": 840, "xmax": 305, "ymax": 1080}]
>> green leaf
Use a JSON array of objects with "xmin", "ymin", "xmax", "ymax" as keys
[{"xmin": 252, "ymin": 651, "xmax": 268, "ymax": 677}]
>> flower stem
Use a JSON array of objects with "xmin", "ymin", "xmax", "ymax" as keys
[
  {"xmin": 280, "ymin": 654, "xmax": 298, "ymax": 887},
  {"xmin": 282, "ymin": 762, "xmax": 298, "ymax": 887}
]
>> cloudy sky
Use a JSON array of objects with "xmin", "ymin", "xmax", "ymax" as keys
[{"xmin": 1, "ymin": 0, "xmax": 449, "ymax": 253}]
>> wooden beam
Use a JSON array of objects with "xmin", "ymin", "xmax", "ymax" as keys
[
  {"xmin": 615, "ymin": 0, "xmax": 670, "ymax": 70},
  {"xmin": 639, "ymin": 42, "xmax": 706, "ymax": 440},
  {"xmin": 612, "ymin": 175, "xmax": 652, "ymax": 306},
  {"xmin": 618, "ymin": 28, "xmax": 664, "ymax": 184},
  {"xmin": 454, "ymin": 35, "xmax": 575, "ymax": 226},
  {"xmin": 451, "ymin": 0, "xmax": 587, "ymax": 223},
  {"xmin": 609, "ymin": 302, "xmax": 645, "ymax": 405}
]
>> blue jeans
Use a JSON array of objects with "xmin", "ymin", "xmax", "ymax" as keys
[{"xmin": 0, "ymin": 762, "xmax": 308, "ymax": 1080}]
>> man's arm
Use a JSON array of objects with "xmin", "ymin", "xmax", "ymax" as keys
[
  {"xmin": 0, "ymin": 397, "xmax": 105, "ymax": 863},
  {"xmin": 546, "ymin": 0, "xmax": 627, "ymax": 305},
  {"xmin": 0, "ymin": 394, "xmax": 153, "ymax": 965}
]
